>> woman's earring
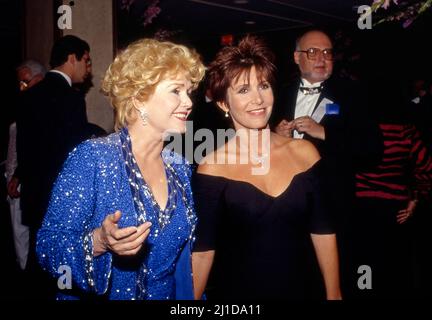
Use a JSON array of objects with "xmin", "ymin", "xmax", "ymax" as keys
[
  {"xmin": 225, "ymin": 110, "xmax": 229, "ymax": 118},
  {"xmin": 133, "ymin": 98, "xmax": 148, "ymax": 126},
  {"xmin": 137, "ymin": 107, "xmax": 148, "ymax": 126}
]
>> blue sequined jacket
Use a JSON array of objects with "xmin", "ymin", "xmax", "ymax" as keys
[{"xmin": 36, "ymin": 132, "xmax": 196, "ymax": 300}]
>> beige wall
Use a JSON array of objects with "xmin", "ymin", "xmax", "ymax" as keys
[
  {"xmin": 63, "ymin": 0, "xmax": 115, "ymax": 132},
  {"xmin": 24, "ymin": 0, "xmax": 54, "ymax": 69}
]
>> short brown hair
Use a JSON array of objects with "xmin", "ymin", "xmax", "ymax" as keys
[{"xmin": 207, "ymin": 35, "xmax": 276, "ymax": 105}]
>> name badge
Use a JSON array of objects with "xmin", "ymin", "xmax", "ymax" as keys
[{"xmin": 326, "ymin": 103, "xmax": 340, "ymax": 115}]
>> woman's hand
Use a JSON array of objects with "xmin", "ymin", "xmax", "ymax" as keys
[
  {"xmin": 92, "ymin": 210, "xmax": 152, "ymax": 257},
  {"xmin": 397, "ymin": 200, "xmax": 418, "ymax": 224}
]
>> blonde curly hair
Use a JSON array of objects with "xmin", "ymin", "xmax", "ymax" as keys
[{"xmin": 102, "ymin": 38, "xmax": 205, "ymax": 130}]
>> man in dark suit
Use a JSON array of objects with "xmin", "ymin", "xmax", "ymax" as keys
[
  {"xmin": 271, "ymin": 29, "xmax": 383, "ymax": 298},
  {"xmin": 272, "ymin": 30, "xmax": 381, "ymax": 162},
  {"xmin": 16, "ymin": 35, "xmax": 91, "ymax": 283}
]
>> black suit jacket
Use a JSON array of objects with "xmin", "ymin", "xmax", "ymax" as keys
[
  {"xmin": 271, "ymin": 77, "xmax": 383, "ymax": 170},
  {"xmin": 16, "ymin": 72, "xmax": 89, "ymax": 228},
  {"xmin": 271, "ymin": 77, "xmax": 383, "ymax": 227}
]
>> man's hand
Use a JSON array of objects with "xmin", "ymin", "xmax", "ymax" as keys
[
  {"xmin": 293, "ymin": 116, "xmax": 325, "ymax": 140},
  {"xmin": 275, "ymin": 119, "xmax": 295, "ymax": 138},
  {"xmin": 397, "ymin": 200, "xmax": 417, "ymax": 224}
]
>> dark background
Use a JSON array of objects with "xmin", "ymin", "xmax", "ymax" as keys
[
  {"xmin": 2, "ymin": 0, "xmax": 431, "ymax": 132},
  {"xmin": 115, "ymin": 0, "xmax": 432, "ymax": 80},
  {"xmin": 0, "ymin": 0, "xmax": 431, "ymax": 299}
]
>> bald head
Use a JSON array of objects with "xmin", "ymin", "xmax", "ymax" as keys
[
  {"xmin": 294, "ymin": 30, "xmax": 334, "ymax": 84},
  {"xmin": 296, "ymin": 30, "xmax": 332, "ymax": 51}
]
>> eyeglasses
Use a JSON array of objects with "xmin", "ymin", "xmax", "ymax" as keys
[
  {"xmin": 296, "ymin": 47, "xmax": 333, "ymax": 61},
  {"xmin": 84, "ymin": 58, "xmax": 92, "ymax": 67}
]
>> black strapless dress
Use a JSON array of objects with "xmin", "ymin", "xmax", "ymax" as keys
[{"xmin": 192, "ymin": 160, "xmax": 335, "ymax": 300}]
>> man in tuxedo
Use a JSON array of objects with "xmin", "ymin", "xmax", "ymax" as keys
[
  {"xmin": 272, "ymin": 30, "xmax": 382, "ymax": 161},
  {"xmin": 16, "ymin": 36, "xmax": 91, "ymax": 288},
  {"xmin": 271, "ymin": 29, "xmax": 383, "ymax": 298}
]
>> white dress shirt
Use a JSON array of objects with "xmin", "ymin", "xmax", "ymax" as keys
[{"xmin": 294, "ymin": 78, "xmax": 323, "ymax": 139}]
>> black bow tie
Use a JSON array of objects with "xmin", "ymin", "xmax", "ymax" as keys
[{"xmin": 299, "ymin": 85, "xmax": 323, "ymax": 95}]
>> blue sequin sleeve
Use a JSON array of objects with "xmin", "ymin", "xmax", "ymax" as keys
[{"xmin": 36, "ymin": 141, "xmax": 113, "ymax": 294}]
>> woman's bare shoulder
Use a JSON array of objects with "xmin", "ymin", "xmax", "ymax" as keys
[{"xmin": 274, "ymin": 134, "xmax": 320, "ymax": 168}]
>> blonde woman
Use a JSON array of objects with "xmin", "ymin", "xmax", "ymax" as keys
[{"xmin": 37, "ymin": 38, "xmax": 205, "ymax": 300}]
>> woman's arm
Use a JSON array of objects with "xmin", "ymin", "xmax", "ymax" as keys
[
  {"xmin": 311, "ymin": 233, "xmax": 342, "ymax": 300},
  {"xmin": 37, "ymin": 142, "xmax": 111, "ymax": 294},
  {"xmin": 192, "ymin": 250, "xmax": 215, "ymax": 300}
]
